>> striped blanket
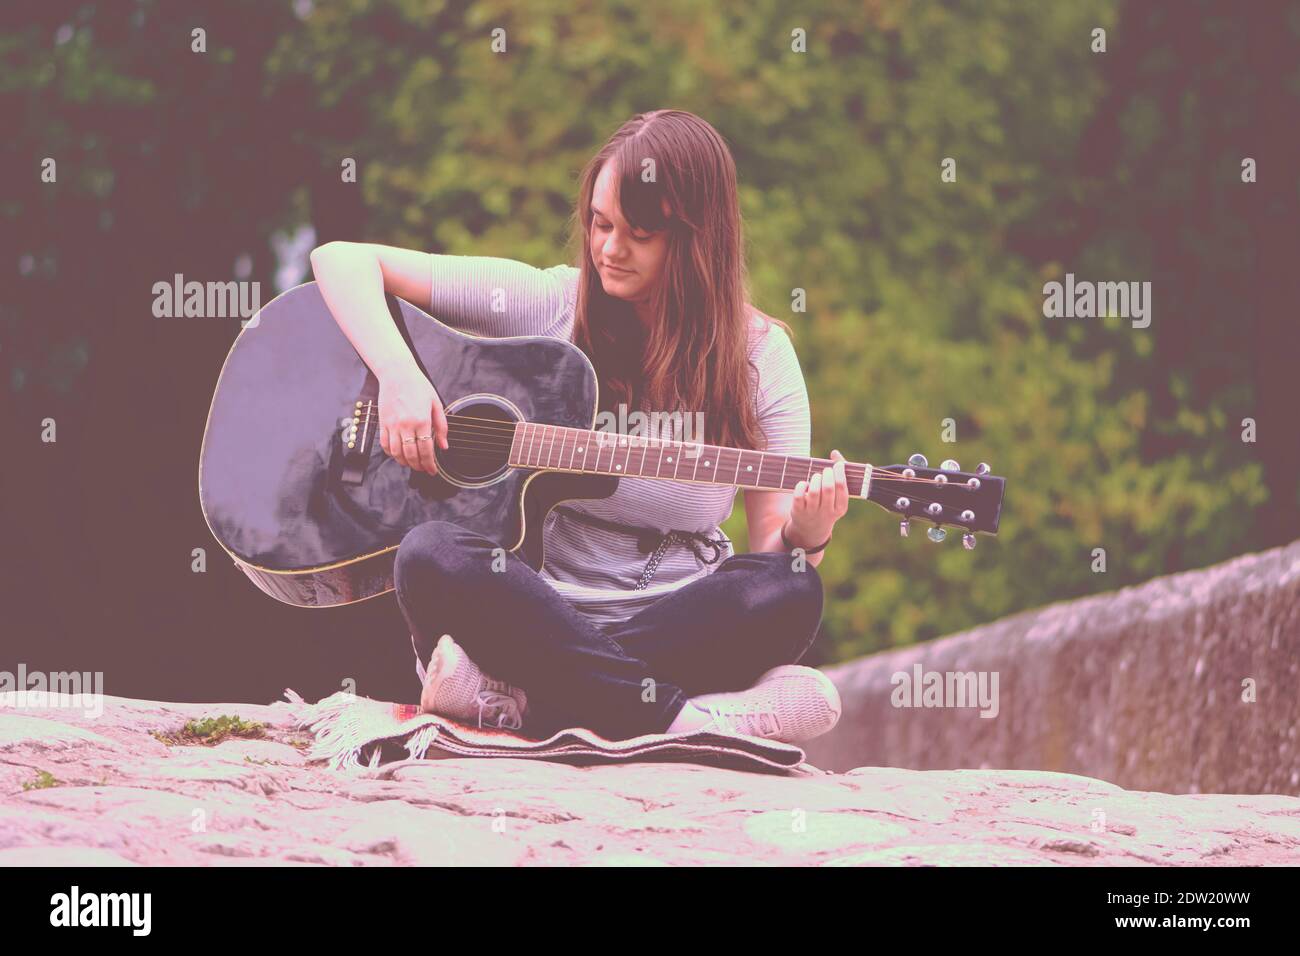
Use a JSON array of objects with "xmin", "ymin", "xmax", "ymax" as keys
[{"xmin": 285, "ymin": 689, "xmax": 826, "ymax": 777}]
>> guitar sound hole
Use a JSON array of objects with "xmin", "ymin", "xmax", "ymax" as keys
[{"xmin": 438, "ymin": 399, "xmax": 516, "ymax": 485}]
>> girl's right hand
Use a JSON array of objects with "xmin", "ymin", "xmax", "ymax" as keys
[{"xmin": 378, "ymin": 371, "xmax": 449, "ymax": 476}]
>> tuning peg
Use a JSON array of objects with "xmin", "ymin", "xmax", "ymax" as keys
[
  {"xmin": 908, "ymin": 453, "xmax": 928, "ymax": 468},
  {"xmin": 899, "ymin": 518, "xmax": 911, "ymax": 538},
  {"xmin": 962, "ymin": 533, "xmax": 976, "ymax": 550},
  {"xmin": 940, "ymin": 459, "xmax": 960, "ymax": 471},
  {"xmin": 926, "ymin": 502, "xmax": 943, "ymax": 517},
  {"xmin": 975, "ymin": 462, "xmax": 991, "ymax": 476},
  {"xmin": 927, "ymin": 526, "xmax": 947, "ymax": 543}
]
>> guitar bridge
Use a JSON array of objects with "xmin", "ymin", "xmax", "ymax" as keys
[{"xmin": 341, "ymin": 369, "xmax": 379, "ymax": 486}]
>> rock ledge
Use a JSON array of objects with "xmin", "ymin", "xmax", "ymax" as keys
[{"xmin": 2, "ymin": 694, "xmax": 1297, "ymax": 866}]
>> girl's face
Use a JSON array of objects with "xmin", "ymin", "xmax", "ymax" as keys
[{"xmin": 589, "ymin": 161, "xmax": 671, "ymax": 308}]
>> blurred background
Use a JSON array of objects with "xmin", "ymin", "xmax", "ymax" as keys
[{"xmin": 2, "ymin": 0, "xmax": 1297, "ymax": 706}]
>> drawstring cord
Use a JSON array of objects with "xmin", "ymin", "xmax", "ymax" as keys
[{"xmin": 550, "ymin": 504, "xmax": 731, "ymax": 591}]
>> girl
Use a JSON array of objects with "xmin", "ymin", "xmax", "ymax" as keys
[{"xmin": 310, "ymin": 110, "xmax": 849, "ymax": 744}]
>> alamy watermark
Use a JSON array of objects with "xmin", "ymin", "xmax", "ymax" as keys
[
  {"xmin": 50, "ymin": 886, "xmax": 151, "ymax": 936},
  {"xmin": 1042, "ymin": 273, "xmax": 1151, "ymax": 329},
  {"xmin": 152, "ymin": 273, "xmax": 262, "ymax": 328},
  {"xmin": 891, "ymin": 663, "xmax": 999, "ymax": 718},
  {"xmin": 0, "ymin": 664, "xmax": 104, "ymax": 718},
  {"xmin": 593, "ymin": 402, "xmax": 706, "ymax": 458}
]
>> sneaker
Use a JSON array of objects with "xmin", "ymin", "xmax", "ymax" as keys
[
  {"xmin": 419, "ymin": 633, "xmax": 529, "ymax": 731},
  {"xmin": 687, "ymin": 665, "xmax": 842, "ymax": 744}
]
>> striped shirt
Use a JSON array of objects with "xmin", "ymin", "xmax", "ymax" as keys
[{"xmin": 427, "ymin": 254, "xmax": 812, "ymax": 630}]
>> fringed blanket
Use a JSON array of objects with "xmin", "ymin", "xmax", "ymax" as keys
[{"xmin": 284, "ymin": 690, "xmax": 826, "ymax": 777}]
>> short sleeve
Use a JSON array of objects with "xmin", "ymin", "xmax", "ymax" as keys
[
  {"xmin": 427, "ymin": 255, "xmax": 579, "ymax": 339},
  {"xmin": 750, "ymin": 319, "xmax": 812, "ymax": 458}
]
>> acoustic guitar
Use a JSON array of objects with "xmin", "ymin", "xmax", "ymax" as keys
[{"xmin": 198, "ymin": 282, "xmax": 1005, "ymax": 607}]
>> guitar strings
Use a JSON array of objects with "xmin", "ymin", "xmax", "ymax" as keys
[
  {"xmin": 394, "ymin": 447, "xmax": 961, "ymax": 509},
  {"xmin": 364, "ymin": 418, "xmax": 966, "ymax": 515},
  {"xmin": 352, "ymin": 409, "xmax": 970, "ymax": 489},
  {"xmin": 405, "ymin": 421, "xmax": 967, "ymax": 489},
  {"xmin": 363, "ymin": 408, "xmax": 963, "ymax": 480}
]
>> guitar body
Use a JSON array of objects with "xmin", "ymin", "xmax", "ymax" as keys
[{"xmin": 198, "ymin": 282, "xmax": 616, "ymax": 608}]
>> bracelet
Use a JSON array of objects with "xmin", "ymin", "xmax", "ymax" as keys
[{"xmin": 781, "ymin": 522, "xmax": 831, "ymax": 555}]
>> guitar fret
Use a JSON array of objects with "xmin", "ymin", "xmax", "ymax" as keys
[
  {"xmin": 600, "ymin": 434, "xmax": 614, "ymax": 473},
  {"xmin": 579, "ymin": 430, "xmax": 592, "ymax": 471},
  {"xmin": 599, "ymin": 432, "xmax": 618, "ymax": 473},
  {"xmin": 614, "ymin": 435, "xmax": 633, "ymax": 473},
  {"xmin": 693, "ymin": 445, "xmax": 716, "ymax": 484},
  {"xmin": 734, "ymin": 449, "xmax": 754, "ymax": 488}
]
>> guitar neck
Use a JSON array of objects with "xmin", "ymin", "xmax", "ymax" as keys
[{"xmin": 508, "ymin": 421, "xmax": 870, "ymax": 496}]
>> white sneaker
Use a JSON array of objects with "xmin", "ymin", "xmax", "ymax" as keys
[
  {"xmin": 419, "ymin": 634, "xmax": 529, "ymax": 731},
  {"xmin": 688, "ymin": 665, "xmax": 842, "ymax": 744}
]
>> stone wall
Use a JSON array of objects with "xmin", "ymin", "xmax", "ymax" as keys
[{"xmin": 805, "ymin": 540, "xmax": 1300, "ymax": 795}]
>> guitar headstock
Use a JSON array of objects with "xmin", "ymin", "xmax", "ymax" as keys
[{"xmin": 866, "ymin": 454, "xmax": 1005, "ymax": 548}]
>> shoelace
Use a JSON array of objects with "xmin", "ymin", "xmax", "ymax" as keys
[
  {"xmin": 475, "ymin": 687, "xmax": 523, "ymax": 731},
  {"xmin": 697, "ymin": 700, "xmax": 781, "ymax": 738}
]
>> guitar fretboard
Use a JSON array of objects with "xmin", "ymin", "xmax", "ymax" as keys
[{"xmin": 508, "ymin": 421, "xmax": 865, "ymax": 495}]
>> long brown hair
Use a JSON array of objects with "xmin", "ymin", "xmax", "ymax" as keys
[{"xmin": 567, "ymin": 110, "xmax": 794, "ymax": 452}]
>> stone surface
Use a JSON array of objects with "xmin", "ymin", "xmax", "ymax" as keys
[
  {"xmin": 806, "ymin": 539, "xmax": 1300, "ymax": 795},
  {"xmin": 2, "ymin": 693, "xmax": 1298, "ymax": 865}
]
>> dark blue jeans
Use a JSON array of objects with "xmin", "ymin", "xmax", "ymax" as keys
[{"xmin": 392, "ymin": 520, "xmax": 824, "ymax": 740}]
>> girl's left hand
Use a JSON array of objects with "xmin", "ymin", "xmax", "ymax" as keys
[{"xmin": 786, "ymin": 449, "xmax": 849, "ymax": 549}]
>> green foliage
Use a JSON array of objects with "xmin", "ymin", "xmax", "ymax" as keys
[
  {"xmin": 151, "ymin": 715, "xmax": 266, "ymax": 747},
  {"xmin": 22, "ymin": 770, "xmax": 62, "ymax": 791}
]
